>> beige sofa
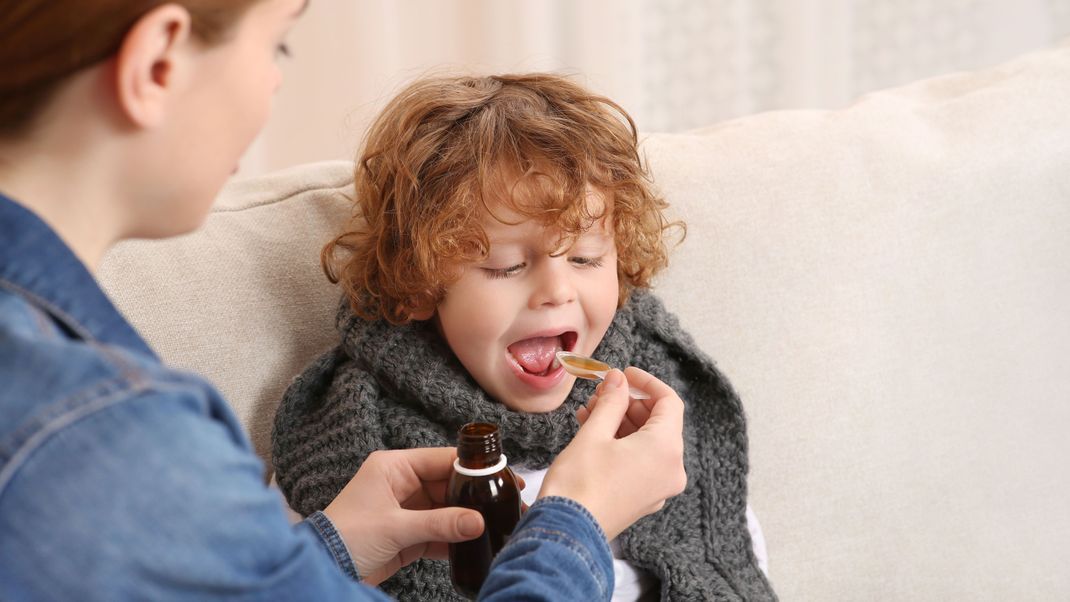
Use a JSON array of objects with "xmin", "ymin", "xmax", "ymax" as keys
[{"xmin": 99, "ymin": 44, "xmax": 1070, "ymax": 600}]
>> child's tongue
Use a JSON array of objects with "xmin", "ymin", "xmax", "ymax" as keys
[{"xmin": 508, "ymin": 336, "xmax": 563, "ymax": 374}]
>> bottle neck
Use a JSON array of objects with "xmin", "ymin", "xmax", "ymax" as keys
[{"xmin": 456, "ymin": 422, "xmax": 503, "ymax": 469}]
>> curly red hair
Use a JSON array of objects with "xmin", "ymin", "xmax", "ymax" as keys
[{"xmin": 323, "ymin": 73, "xmax": 683, "ymax": 324}]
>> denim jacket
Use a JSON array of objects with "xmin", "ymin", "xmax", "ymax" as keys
[{"xmin": 0, "ymin": 192, "xmax": 613, "ymax": 601}]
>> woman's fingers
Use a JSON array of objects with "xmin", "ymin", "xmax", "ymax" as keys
[
  {"xmin": 574, "ymin": 370, "xmax": 630, "ymax": 438},
  {"xmin": 577, "ymin": 372, "xmax": 658, "ymax": 435},
  {"xmin": 623, "ymin": 398, "xmax": 651, "ymax": 434}
]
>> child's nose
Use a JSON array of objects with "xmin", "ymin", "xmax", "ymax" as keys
[{"xmin": 529, "ymin": 260, "xmax": 576, "ymax": 308}]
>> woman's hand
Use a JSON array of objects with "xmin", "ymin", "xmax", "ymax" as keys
[
  {"xmin": 575, "ymin": 367, "xmax": 661, "ymax": 438},
  {"xmin": 539, "ymin": 367, "xmax": 687, "ymax": 540},
  {"xmin": 323, "ymin": 447, "xmax": 484, "ymax": 585}
]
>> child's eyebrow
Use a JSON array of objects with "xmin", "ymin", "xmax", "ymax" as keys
[
  {"xmin": 484, "ymin": 234, "xmax": 528, "ymax": 246},
  {"xmin": 481, "ymin": 217, "xmax": 615, "ymax": 249},
  {"xmin": 573, "ymin": 229, "xmax": 614, "ymax": 244},
  {"xmin": 487, "ymin": 229, "xmax": 612, "ymax": 245}
]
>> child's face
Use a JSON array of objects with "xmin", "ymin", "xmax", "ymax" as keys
[{"xmin": 434, "ymin": 189, "xmax": 619, "ymax": 413}]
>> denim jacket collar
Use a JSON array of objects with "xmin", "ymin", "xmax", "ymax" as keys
[{"xmin": 0, "ymin": 192, "xmax": 156, "ymax": 359}]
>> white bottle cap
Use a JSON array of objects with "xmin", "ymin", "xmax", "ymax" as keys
[{"xmin": 453, "ymin": 454, "xmax": 507, "ymax": 477}]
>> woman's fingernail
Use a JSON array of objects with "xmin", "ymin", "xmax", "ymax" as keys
[
  {"xmin": 605, "ymin": 370, "xmax": 623, "ymax": 387},
  {"xmin": 460, "ymin": 513, "xmax": 484, "ymax": 538}
]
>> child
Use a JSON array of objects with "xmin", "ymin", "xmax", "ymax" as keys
[{"xmin": 272, "ymin": 73, "xmax": 776, "ymax": 601}]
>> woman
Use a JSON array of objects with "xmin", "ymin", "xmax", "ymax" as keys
[{"xmin": 0, "ymin": 1, "xmax": 687, "ymax": 600}]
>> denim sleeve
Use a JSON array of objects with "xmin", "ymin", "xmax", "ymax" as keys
[
  {"xmin": 0, "ymin": 384, "xmax": 390, "ymax": 601},
  {"xmin": 1, "ymin": 377, "xmax": 613, "ymax": 601},
  {"xmin": 479, "ymin": 496, "xmax": 614, "ymax": 601},
  {"xmin": 304, "ymin": 510, "xmax": 361, "ymax": 580}
]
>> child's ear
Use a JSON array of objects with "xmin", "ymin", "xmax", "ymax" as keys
[{"xmin": 409, "ymin": 307, "xmax": 435, "ymax": 321}]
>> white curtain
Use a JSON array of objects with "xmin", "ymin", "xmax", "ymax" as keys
[{"xmin": 244, "ymin": 0, "xmax": 1070, "ymax": 176}]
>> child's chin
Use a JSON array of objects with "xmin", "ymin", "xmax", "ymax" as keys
[{"xmin": 500, "ymin": 392, "xmax": 569, "ymax": 414}]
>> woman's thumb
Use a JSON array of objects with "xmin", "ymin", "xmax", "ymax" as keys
[
  {"xmin": 577, "ymin": 369, "xmax": 630, "ymax": 438},
  {"xmin": 395, "ymin": 507, "xmax": 484, "ymax": 549}
]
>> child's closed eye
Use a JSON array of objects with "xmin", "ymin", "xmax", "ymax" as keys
[
  {"xmin": 483, "ymin": 263, "xmax": 526, "ymax": 279},
  {"xmin": 570, "ymin": 256, "xmax": 605, "ymax": 268},
  {"xmin": 482, "ymin": 255, "xmax": 604, "ymax": 279}
]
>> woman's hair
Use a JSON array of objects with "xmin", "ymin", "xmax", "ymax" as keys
[
  {"xmin": 0, "ymin": 0, "xmax": 265, "ymax": 138},
  {"xmin": 324, "ymin": 73, "xmax": 684, "ymax": 324}
]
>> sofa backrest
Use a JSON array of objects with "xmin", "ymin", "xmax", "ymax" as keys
[
  {"xmin": 99, "ymin": 43, "xmax": 1070, "ymax": 601},
  {"xmin": 103, "ymin": 161, "xmax": 354, "ymax": 462}
]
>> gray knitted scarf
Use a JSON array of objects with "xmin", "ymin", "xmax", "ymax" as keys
[{"xmin": 273, "ymin": 289, "xmax": 777, "ymax": 601}]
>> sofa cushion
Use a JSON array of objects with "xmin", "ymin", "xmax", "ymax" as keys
[
  {"xmin": 642, "ymin": 43, "xmax": 1070, "ymax": 600},
  {"xmin": 99, "ymin": 43, "xmax": 1070, "ymax": 600}
]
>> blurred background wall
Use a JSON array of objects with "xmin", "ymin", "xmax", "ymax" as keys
[{"xmin": 242, "ymin": 0, "xmax": 1070, "ymax": 176}]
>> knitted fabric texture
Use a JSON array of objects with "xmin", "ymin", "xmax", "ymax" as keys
[{"xmin": 273, "ymin": 289, "xmax": 777, "ymax": 601}]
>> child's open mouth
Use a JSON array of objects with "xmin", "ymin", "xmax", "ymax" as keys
[{"xmin": 506, "ymin": 331, "xmax": 578, "ymax": 389}]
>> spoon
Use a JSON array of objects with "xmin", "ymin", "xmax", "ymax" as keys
[{"xmin": 555, "ymin": 351, "xmax": 650, "ymax": 400}]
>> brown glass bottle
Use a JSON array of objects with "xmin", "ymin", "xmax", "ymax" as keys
[{"xmin": 446, "ymin": 422, "xmax": 522, "ymax": 599}]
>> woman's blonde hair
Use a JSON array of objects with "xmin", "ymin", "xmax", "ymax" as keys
[{"xmin": 324, "ymin": 73, "xmax": 683, "ymax": 324}]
